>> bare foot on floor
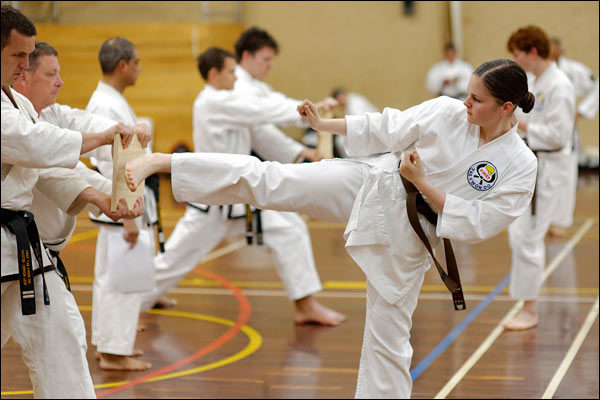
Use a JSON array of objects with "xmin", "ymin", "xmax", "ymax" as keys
[
  {"xmin": 98, "ymin": 353, "xmax": 152, "ymax": 371},
  {"xmin": 124, "ymin": 154, "xmax": 154, "ymax": 192},
  {"xmin": 503, "ymin": 309, "xmax": 539, "ymax": 331},
  {"xmin": 95, "ymin": 348, "xmax": 144, "ymax": 359},
  {"xmin": 152, "ymin": 296, "xmax": 178, "ymax": 309},
  {"xmin": 294, "ymin": 297, "xmax": 346, "ymax": 326}
]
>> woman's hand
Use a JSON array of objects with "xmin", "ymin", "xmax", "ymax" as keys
[
  {"xmin": 399, "ymin": 150, "xmax": 426, "ymax": 186},
  {"xmin": 399, "ymin": 150, "xmax": 447, "ymax": 212},
  {"xmin": 297, "ymin": 99, "xmax": 322, "ymax": 131}
]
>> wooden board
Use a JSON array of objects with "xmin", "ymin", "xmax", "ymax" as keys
[
  {"xmin": 111, "ymin": 134, "xmax": 145, "ymax": 212},
  {"xmin": 316, "ymin": 111, "xmax": 334, "ymax": 159}
]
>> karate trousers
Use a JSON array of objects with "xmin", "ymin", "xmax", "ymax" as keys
[
  {"xmin": 141, "ymin": 205, "xmax": 321, "ymax": 311},
  {"xmin": 168, "ymin": 152, "xmax": 423, "ymax": 398},
  {"xmin": 91, "ymin": 223, "xmax": 154, "ymax": 355},
  {"xmin": 550, "ymin": 149, "xmax": 578, "ymax": 229},
  {"xmin": 508, "ymin": 156, "xmax": 562, "ymax": 300},
  {"xmin": 1, "ymin": 271, "xmax": 96, "ymax": 398}
]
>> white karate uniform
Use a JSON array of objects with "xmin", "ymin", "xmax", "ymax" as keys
[
  {"xmin": 553, "ymin": 57, "xmax": 599, "ymax": 227},
  {"xmin": 509, "ymin": 63, "xmax": 576, "ymax": 300},
  {"xmin": 335, "ymin": 92, "xmax": 379, "ymax": 157},
  {"xmin": 85, "ymin": 81, "xmax": 156, "ymax": 356},
  {"xmin": 163, "ymin": 96, "xmax": 537, "ymax": 398},
  {"xmin": 1, "ymin": 88, "xmax": 96, "ymax": 398},
  {"xmin": 425, "ymin": 58, "xmax": 474, "ymax": 99},
  {"xmin": 140, "ymin": 83, "xmax": 321, "ymax": 310}
]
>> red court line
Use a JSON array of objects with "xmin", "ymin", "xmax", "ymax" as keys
[{"xmin": 96, "ymin": 268, "xmax": 252, "ymax": 398}]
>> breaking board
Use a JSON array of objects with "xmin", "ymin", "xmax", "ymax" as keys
[{"xmin": 111, "ymin": 133, "xmax": 145, "ymax": 212}]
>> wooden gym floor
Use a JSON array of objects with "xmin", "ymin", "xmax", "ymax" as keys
[{"xmin": 2, "ymin": 171, "xmax": 598, "ymax": 399}]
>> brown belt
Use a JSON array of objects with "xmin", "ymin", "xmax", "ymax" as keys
[{"xmin": 399, "ymin": 174, "xmax": 466, "ymax": 310}]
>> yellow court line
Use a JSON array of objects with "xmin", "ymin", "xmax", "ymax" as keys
[
  {"xmin": 69, "ymin": 229, "xmax": 98, "ymax": 243},
  {"xmin": 1, "ymin": 306, "xmax": 262, "ymax": 396},
  {"xmin": 67, "ymin": 275, "xmax": 599, "ymax": 296}
]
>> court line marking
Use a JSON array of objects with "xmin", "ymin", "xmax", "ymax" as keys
[
  {"xmin": 67, "ymin": 276, "xmax": 599, "ymax": 296},
  {"xmin": 96, "ymin": 268, "xmax": 254, "ymax": 397},
  {"xmin": 541, "ymin": 296, "xmax": 599, "ymax": 399},
  {"xmin": 67, "ymin": 284, "xmax": 597, "ymax": 304},
  {"xmin": 0, "ymin": 306, "xmax": 262, "ymax": 396},
  {"xmin": 434, "ymin": 217, "xmax": 594, "ymax": 399}
]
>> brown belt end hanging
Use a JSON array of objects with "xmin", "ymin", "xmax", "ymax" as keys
[{"xmin": 399, "ymin": 171, "xmax": 466, "ymax": 311}]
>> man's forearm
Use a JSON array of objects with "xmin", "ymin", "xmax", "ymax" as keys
[
  {"xmin": 80, "ymin": 131, "xmax": 110, "ymax": 154},
  {"xmin": 68, "ymin": 186, "xmax": 106, "ymax": 215}
]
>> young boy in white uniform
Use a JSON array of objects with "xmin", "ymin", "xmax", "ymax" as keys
[
  {"xmin": 230, "ymin": 27, "xmax": 345, "ymax": 325},
  {"xmin": 142, "ymin": 47, "xmax": 345, "ymax": 326},
  {"xmin": 1, "ymin": 7, "xmax": 146, "ymax": 397},
  {"xmin": 505, "ymin": 26, "xmax": 576, "ymax": 331},
  {"xmin": 85, "ymin": 37, "xmax": 157, "ymax": 371},
  {"xmin": 124, "ymin": 59, "xmax": 538, "ymax": 398}
]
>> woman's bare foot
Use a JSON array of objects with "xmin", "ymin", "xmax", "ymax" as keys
[
  {"xmin": 98, "ymin": 352, "xmax": 151, "ymax": 371},
  {"xmin": 124, "ymin": 154, "xmax": 156, "ymax": 192},
  {"xmin": 504, "ymin": 301, "xmax": 538, "ymax": 331},
  {"xmin": 293, "ymin": 296, "xmax": 346, "ymax": 326}
]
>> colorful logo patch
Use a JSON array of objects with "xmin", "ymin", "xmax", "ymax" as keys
[
  {"xmin": 467, "ymin": 161, "xmax": 498, "ymax": 191},
  {"xmin": 533, "ymin": 92, "xmax": 545, "ymax": 111}
]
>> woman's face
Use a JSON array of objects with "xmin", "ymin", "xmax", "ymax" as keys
[{"xmin": 463, "ymin": 75, "xmax": 504, "ymax": 126}]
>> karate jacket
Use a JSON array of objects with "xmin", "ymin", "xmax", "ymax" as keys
[
  {"xmin": 557, "ymin": 56, "xmax": 599, "ymax": 119},
  {"xmin": 342, "ymin": 96, "xmax": 538, "ymax": 305},
  {"xmin": 85, "ymin": 81, "xmax": 157, "ymax": 226},
  {"xmin": 233, "ymin": 65, "xmax": 305, "ymax": 163},
  {"xmin": 32, "ymin": 103, "xmax": 115, "ymax": 251},
  {"xmin": 1, "ymin": 87, "xmax": 84, "ymax": 277}
]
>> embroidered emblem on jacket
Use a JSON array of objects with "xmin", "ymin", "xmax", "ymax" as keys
[
  {"xmin": 534, "ymin": 92, "xmax": 545, "ymax": 111},
  {"xmin": 467, "ymin": 161, "xmax": 498, "ymax": 191}
]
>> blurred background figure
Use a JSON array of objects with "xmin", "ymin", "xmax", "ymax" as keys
[
  {"xmin": 547, "ymin": 36, "xmax": 599, "ymax": 237},
  {"xmin": 304, "ymin": 87, "xmax": 379, "ymax": 158},
  {"xmin": 425, "ymin": 43, "xmax": 473, "ymax": 100}
]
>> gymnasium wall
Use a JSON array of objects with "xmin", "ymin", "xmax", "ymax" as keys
[
  {"xmin": 462, "ymin": 1, "xmax": 599, "ymax": 147},
  {"xmin": 33, "ymin": 22, "xmax": 244, "ymax": 154},
  {"xmin": 16, "ymin": 1, "xmax": 599, "ymax": 150}
]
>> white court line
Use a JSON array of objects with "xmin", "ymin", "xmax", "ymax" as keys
[
  {"xmin": 199, "ymin": 239, "xmax": 246, "ymax": 264},
  {"xmin": 542, "ymin": 296, "xmax": 599, "ymax": 399},
  {"xmin": 435, "ymin": 217, "xmax": 595, "ymax": 399}
]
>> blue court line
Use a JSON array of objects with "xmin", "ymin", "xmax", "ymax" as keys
[{"xmin": 410, "ymin": 273, "xmax": 511, "ymax": 381}]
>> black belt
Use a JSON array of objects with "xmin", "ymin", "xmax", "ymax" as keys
[
  {"xmin": 187, "ymin": 202, "xmax": 264, "ymax": 245},
  {"xmin": 1, "ymin": 208, "xmax": 53, "ymax": 315},
  {"xmin": 399, "ymin": 175, "xmax": 465, "ymax": 311},
  {"xmin": 48, "ymin": 249, "xmax": 70, "ymax": 292},
  {"xmin": 530, "ymin": 147, "xmax": 564, "ymax": 217},
  {"xmin": 245, "ymin": 206, "xmax": 263, "ymax": 245}
]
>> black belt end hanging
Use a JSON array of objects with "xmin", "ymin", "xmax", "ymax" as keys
[
  {"xmin": 245, "ymin": 204, "xmax": 253, "ymax": 245},
  {"xmin": 452, "ymin": 288, "xmax": 466, "ymax": 310}
]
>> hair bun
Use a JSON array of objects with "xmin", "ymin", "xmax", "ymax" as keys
[{"xmin": 519, "ymin": 92, "xmax": 535, "ymax": 113}]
